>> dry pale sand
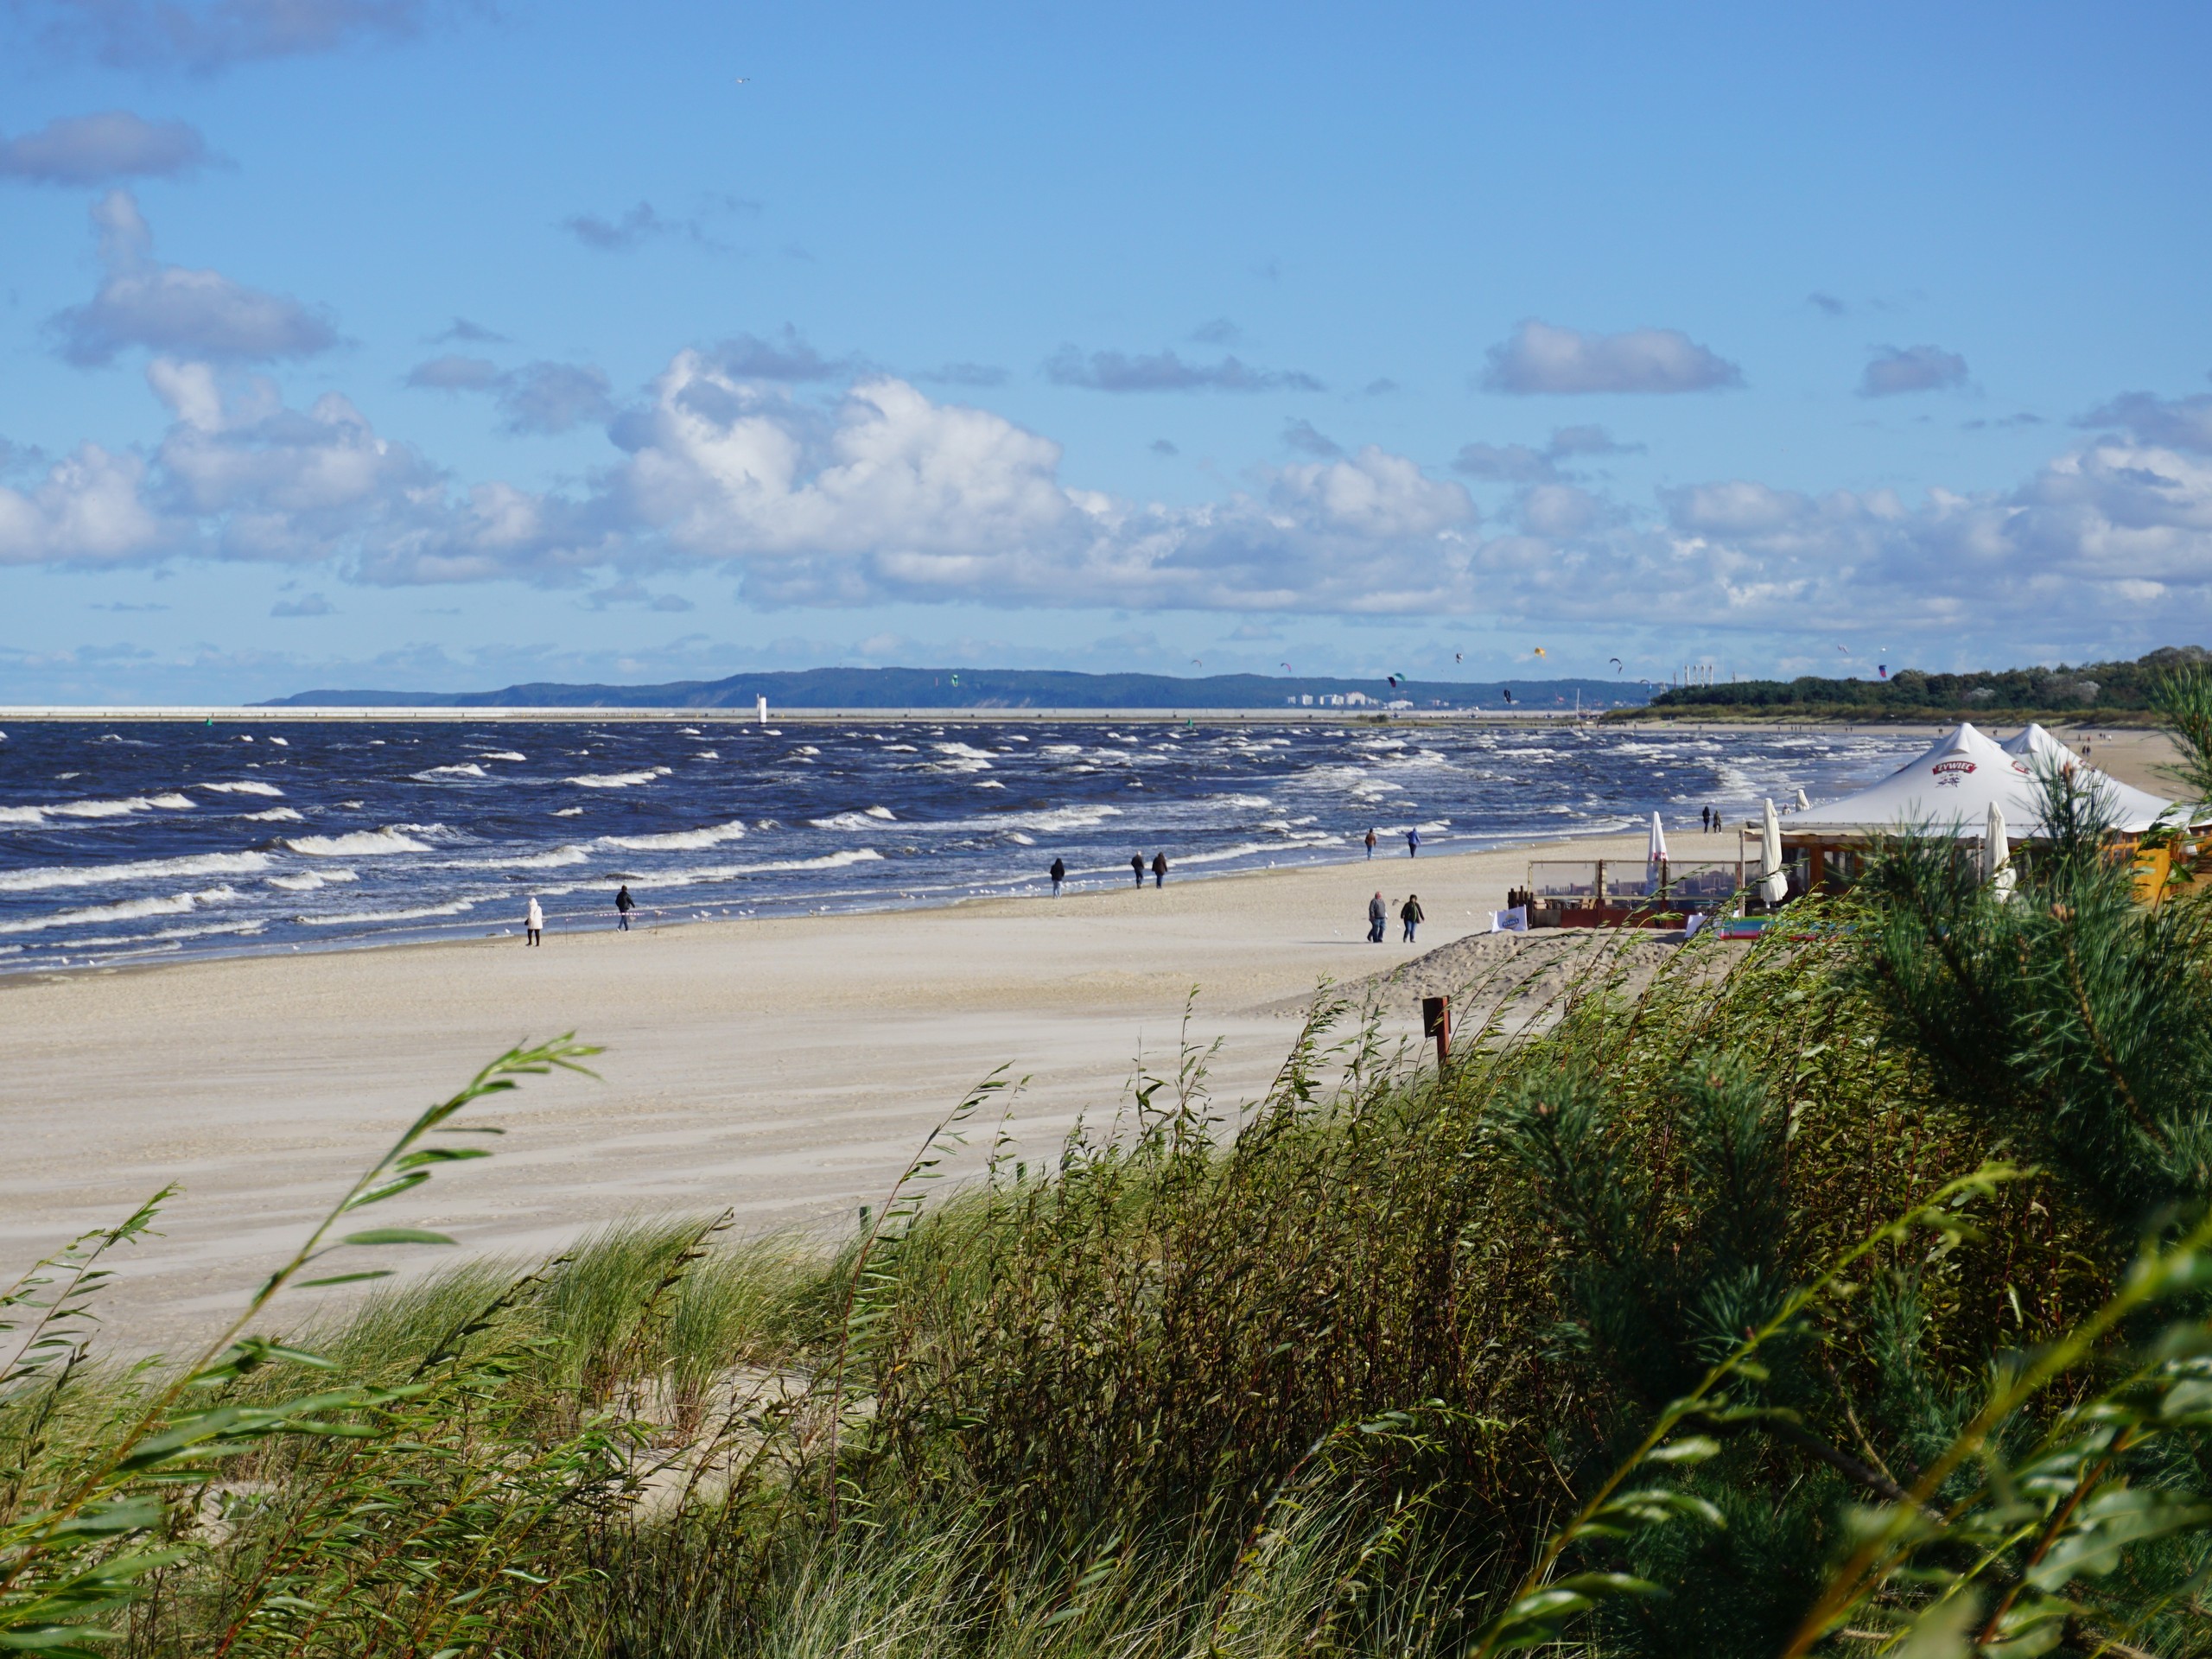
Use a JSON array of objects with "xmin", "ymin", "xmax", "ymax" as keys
[{"xmin": 4, "ymin": 826, "xmax": 1739, "ymax": 1352}]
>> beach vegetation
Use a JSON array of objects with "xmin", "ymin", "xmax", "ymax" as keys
[
  {"xmin": 11, "ymin": 730, "xmax": 2212, "ymax": 1654},
  {"xmin": 1632, "ymin": 642, "xmax": 2210, "ymax": 723}
]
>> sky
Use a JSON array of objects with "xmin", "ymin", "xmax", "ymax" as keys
[{"xmin": 1, "ymin": 1, "xmax": 2209, "ymax": 703}]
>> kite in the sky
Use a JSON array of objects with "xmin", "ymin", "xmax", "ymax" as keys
[
  {"xmin": 1191, "ymin": 658, "xmax": 1204, "ymax": 669},
  {"xmin": 1453, "ymin": 652, "xmax": 1464, "ymax": 664},
  {"xmin": 1281, "ymin": 663, "xmax": 1293, "ymax": 674},
  {"xmin": 1878, "ymin": 664, "xmax": 1889, "ymax": 679},
  {"xmin": 1609, "ymin": 657, "xmax": 1623, "ymax": 671},
  {"xmin": 1387, "ymin": 675, "xmax": 1402, "ymax": 689},
  {"xmin": 1500, "ymin": 688, "xmax": 1516, "ymax": 703},
  {"xmin": 1533, "ymin": 646, "xmax": 1548, "ymax": 658}
]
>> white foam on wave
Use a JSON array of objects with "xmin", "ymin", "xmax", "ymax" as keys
[
  {"xmin": 0, "ymin": 885, "xmax": 242, "ymax": 936},
  {"xmin": 1172, "ymin": 835, "xmax": 1335, "ymax": 868},
  {"xmin": 414, "ymin": 763, "xmax": 488, "ymax": 781},
  {"xmin": 0, "ymin": 850, "xmax": 272, "ymax": 893},
  {"xmin": 302, "ymin": 898, "xmax": 481, "ymax": 927},
  {"xmin": 244, "ymin": 807, "xmax": 305, "ymax": 822},
  {"xmin": 569, "ymin": 767, "xmax": 673, "ymax": 789},
  {"xmin": 200, "ymin": 780, "xmax": 285, "ymax": 797},
  {"xmin": 498, "ymin": 846, "xmax": 589, "ymax": 870},
  {"xmin": 598, "ymin": 818, "xmax": 749, "ymax": 851},
  {"xmin": 985, "ymin": 805, "xmax": 1123, "ymax": 834},
  {"xmin": 623, "ymin": 849, "xmax": 886, "ymax": 890},
  {"xmin": 474, "ymin": 750, "xmax": 526, "ymax": 762},
  {"xmin": 16, "ymin": 793, "xmax": 199, "ymax": 822},
  {"xmin": 552, "ymin": 806, "xmax": 584, "ymax": 817},
  {"xmin": 266, "ymin": 868, "xmax": 359, "ymax": 891},
  {"xmin": 284, "ymin": 826, "xmax": 435, "ymax": 857},
  {"xmin": 810, "ymin": 808, "xmax": 896, "ymax": 830}
]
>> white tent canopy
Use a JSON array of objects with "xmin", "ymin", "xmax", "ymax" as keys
[{"xmin": 1783, "ymin": 722, "xmax": 2177, "ymax": 839}]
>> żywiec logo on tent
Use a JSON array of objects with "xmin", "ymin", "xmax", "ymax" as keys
[{"xmin": 1932, "ymin": 759, "xmax": 1975, "ymax": 789}]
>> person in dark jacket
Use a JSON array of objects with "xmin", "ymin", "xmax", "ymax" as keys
[
  {"xmin": 1400, "ymin": 893, "xmax": 1425, "ymax": 943},
  {"xmin": 1367, "ymin": 890, "xmax": 1387, "ymax": 944},
  {"xmin": 614, "ymin": 884, "xmax": 636, "ymax": 931},
  {"xmin": 1049, "ymin": 857, "xmax": 1066, "ymax": 896},
  {"xmin": 1151, "ymin": 852, "xmax": 1167, "ymax": 888},
  {"xmin": 1130, "ymin": 854, "xmax": 1145, "ymax": 887},
  {"xmin": 1364, "ymin": 828, "xmax": 1377, "ymax": 859}
]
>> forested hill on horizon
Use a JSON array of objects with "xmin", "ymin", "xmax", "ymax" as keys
[
  {"xmin": 264, "ymin": 667, "xmax": 1649, "ymax": 712},
  {"xmin": 1641, "ymin": 645, "xmax": 2209, "ymax": 721}
]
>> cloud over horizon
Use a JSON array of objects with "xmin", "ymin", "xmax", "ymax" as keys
[
  {"xmin": 1043, "ymin": 345, "xmax": 1325, "ymax": 393},
  {"xmin": 48, "ymin": 191, "xmax": 339, "ymax": 366},
  {"xmin": 6, "ymin": 344, "xmax": 2211, "ymax": 655},
  {"xmin": 1860, "ymin": 343, "xmax": 1970, "ymax": 397},
  {"xmin": 18, "ymin": 0, "xmax": 429, "ymax": 72},
  {"xmin": 0, "ymin": 111, "xmax": 213, "ymax": 183},
  {"xmin": 405, "ymin": 354, "xmax": 615, "ymax": 435},
  {"xmin": 1479, "ymin": 320, "xmax": 1743, "ymax": 395}
]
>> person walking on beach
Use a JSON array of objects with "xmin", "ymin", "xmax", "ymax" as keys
[
  {"xmin": 1364, "ymin": 828, "xmax": 1376, "ymax": 859},
  {"xmin": 524, "ymin": 895, "xmax": 543, "ymax": 947},
  {"xmin": 1400, "ymin": 893, "xmax": 1425, "ymax": 944},
  {"xmin": 1049, "ymin": 857, "xmax": 1065, "ymax": 896},
  {"xmin": 614, "ymin": 884, "xmax": 635, "ymax": 931},
  {"xmin": 1700, "ymin": 805, "xmax": 1711, "ymax": 833},
  {"xmin": 1151, "ymin": 852, "xmax": 1167, "ymax": 889},
  {"xmin": 1130, "ymin": 854, "xmax": 1146, "ymax": 887},
  {"xmin": 1406, "ymin": 826, "xmax": 1421, "ymax": 857},
  {"xmin": 1367, "ymin": 890, "xmax": 1387, "ymax": 944}
]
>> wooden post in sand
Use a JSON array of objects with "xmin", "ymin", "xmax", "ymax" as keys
[{"xmin": 1421, "ymin": 995, "xmax": 1450, "ymax": 1068}]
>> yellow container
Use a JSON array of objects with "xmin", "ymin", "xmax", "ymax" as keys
[{"xmin": 2133, "ymin": 843, "xmax": 2172, "ymax": 906}]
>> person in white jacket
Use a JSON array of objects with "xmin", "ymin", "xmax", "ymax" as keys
[{"xmin": 525, "ymin": 896, "xmax": 543, "ymax": 947}]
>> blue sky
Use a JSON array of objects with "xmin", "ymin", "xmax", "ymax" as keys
[{"xmin": 2, "ymin": 0, "xmax": 2209, "ymax": 702}]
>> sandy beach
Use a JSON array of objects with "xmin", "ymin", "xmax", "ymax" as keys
[
  {"xmin": 0, "ymin": 824, "xmax": 1693, "ymax": 1349},
  {"xmin": 1, "ymin": 722, "xmax": 2181, "ymax": 1353}
]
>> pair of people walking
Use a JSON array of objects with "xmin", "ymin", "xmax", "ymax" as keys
[
  {"xmin": 1129, "ymin": 852, "xmax": 1168, "ymax": 888},
  {"xmin": 1365, "ymin": 826, "xmax": 1421, "ymax": 860},
  {"xmin": 1367, "ymin": 891, "xmax": 1424, "ymax": 944}
]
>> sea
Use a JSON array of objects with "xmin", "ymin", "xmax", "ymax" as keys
[{"xmin": 0, "ymin": 719, "xmax": 1916, "ymax": 973}]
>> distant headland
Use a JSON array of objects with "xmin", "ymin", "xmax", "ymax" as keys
[{"xmin": 261, "ymin": 666, "xmax": 1652, "ymax": 713}]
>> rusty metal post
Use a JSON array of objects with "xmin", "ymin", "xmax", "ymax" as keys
[{"xmin": 1421, "ymin": 995, "xmax": 1450, "ymax": 1068}]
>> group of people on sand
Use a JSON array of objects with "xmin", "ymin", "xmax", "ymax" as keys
[
  {"xmin": 1043, "ymin": 854, "xmax": 1169, "ymax": 896},
  {"xmin": 519, "ymin": 883, "xmax": 638, "ymax": 944},
  {"xmin": 1368, "ymin": 890, "xmax": 1424, "ymax": 944},
  {"xmin": 1363, "ymin": 826, "xmax": 1423, "ymax": 858}
]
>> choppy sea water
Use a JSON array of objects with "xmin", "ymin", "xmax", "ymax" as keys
[{"xmin": 0, "ymin": 720, "xmax": 1916, "ymax": 972}]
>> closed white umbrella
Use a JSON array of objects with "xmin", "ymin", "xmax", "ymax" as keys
[
  {"xmin": 1648, "ymin": 810, "xmax": 1669, "ymax": 864},
  {"xmin": 1796, "ymin": 786, "xmax": 1812, "ymax": 811},
  {"xmin": 1758, "ymin": 798, "xmax": 1789, "ymax": 905},
  {"xmin": 1985, "ymin": 798, "xmax": 2015, "ymax": 899}
]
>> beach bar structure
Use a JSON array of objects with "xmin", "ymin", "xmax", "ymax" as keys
[
  {"xmin": 1764, "ymin": 722, "xmax": 2196, "ymax": 899},
  {"xmin": 1522, "ymin": 855, "xmax": 1746, "ymax": 927}
]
